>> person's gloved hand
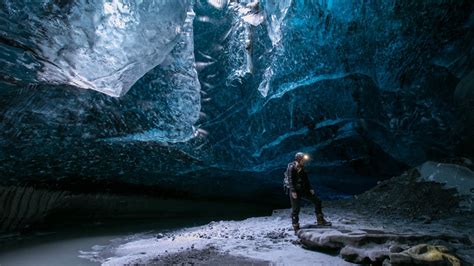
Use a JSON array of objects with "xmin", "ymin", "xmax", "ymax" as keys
[
  {"xmin": 310, "ymin": 189, "xmax": 315, "ymax": 195},
  {"xmin": 291, "ymin": 192, "xmax": 298, "ymax": 199}
]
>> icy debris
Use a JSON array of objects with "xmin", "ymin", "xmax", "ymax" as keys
[
  {"xmin": 2, "ymin": 0, "xmax": 191, "ymax": 97},
  {"xmin": 418, "ymin": 161, "xmax": 474, "ymax": 212}
]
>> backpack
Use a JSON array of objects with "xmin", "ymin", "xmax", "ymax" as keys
[{"xmin": 283, "ymin": 162, "xmax": 294, "ymax": 193}]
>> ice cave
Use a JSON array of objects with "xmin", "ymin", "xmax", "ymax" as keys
[{"xmin": 0, "ymin": 0, "xmax": 473, "ymax": 265}]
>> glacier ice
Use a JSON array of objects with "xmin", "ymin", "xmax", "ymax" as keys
[
  {"xmin": 224, "ymin": 1, "xmax": 259, "ymax": 82},
  {"xmin": 223, "ymin": 0, "xmax": 291, "ymax": 89},
  {"xmin": 0, "ymin": 0, "xmax": 473, "ymax": 200},
  {"xmin": 207, "ymin": 0, "xmax": 229, "ymax": 10},
  {"xmin": 106, "ymin": 9, "xmax": 201, "ymax": 143},
  {"xmin": 0, "ymin": 1, "xmax": 201, "ymax": 145},
  {"xmin": 261, "ymin": 0, "xmax": 292, "ymax": 46},
  {"xmin": 0, "ymin": 0, "xmax": 191, "ymax": 97},
  {"xmin": 257, "ymin": 0, "xmax": 292, "ymax": 97}
]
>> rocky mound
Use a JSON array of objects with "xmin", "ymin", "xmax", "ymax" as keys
[{"xmin": 346, "ymin": 167, "xmax": 462, "ymax": 220}]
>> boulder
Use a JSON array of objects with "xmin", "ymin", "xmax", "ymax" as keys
[{"xmin": 390, "ymin": 244, "xmax": 461, "ymax": 266}]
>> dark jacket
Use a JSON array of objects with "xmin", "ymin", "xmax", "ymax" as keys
[{"xmin": 287, "ymin": 161, "xmax": 311, "ymax": 192}]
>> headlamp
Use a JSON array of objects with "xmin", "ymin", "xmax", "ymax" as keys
[{"xmin": 303, "ymin": 154, "xmax": 310, "ymax": 161}]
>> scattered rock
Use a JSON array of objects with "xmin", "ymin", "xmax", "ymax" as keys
[
  {"xmin": 151, "ymin": 247, "xmax": 270, "ymax": 265},
  {"xmin": 265, "ymin": 230, "xmax": 289, "ymax": 240}
]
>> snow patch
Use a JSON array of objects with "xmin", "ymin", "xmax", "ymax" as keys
[{"xmin": 82, "ymin": 210, "xmax": 352, "ymax": 265}]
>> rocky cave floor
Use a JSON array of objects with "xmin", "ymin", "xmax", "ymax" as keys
[
  {"xmin": 80, "ymin": 204, "xmax": 473, "ymax": 265},
  {"xmin": 78, "ymin": 165, "xmax": 474, "ymax": 265}
]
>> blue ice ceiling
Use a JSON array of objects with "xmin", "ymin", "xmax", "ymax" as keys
[{"xmin": 0, "ymin": 0, "xmax": 473, "ymax": 201}]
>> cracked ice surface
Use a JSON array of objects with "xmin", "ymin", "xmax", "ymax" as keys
[{"xmin": 1, "ymin": 0, "xmax": 190, "ymax": 97}]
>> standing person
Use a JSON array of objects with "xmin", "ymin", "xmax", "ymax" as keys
[{"xmin": 284, "ymin": 152, "xmax": 331, "ymax": 234}]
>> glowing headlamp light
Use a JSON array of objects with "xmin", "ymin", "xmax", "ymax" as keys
[{"xmin": 303, "ymin": 154, "xmax": 310, "ymax": 161}]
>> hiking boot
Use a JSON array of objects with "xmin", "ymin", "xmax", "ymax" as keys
[
  {"xmin": 292, "ymin": 223, "xmax": 300, "ymax": 234},
  {"xmin": 317, "ymin": 214, "xmax": 332, "ymax": 226}
]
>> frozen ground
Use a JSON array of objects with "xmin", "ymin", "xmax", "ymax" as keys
[
  {"xmin": 79, "ymin": 201, "xmax": 474, "ymax": 265},
  {"xmin": 80, "ymin": 206, "xmax": 354, "ymax": 266}
]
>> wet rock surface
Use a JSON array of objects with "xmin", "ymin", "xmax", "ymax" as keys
[{"xmin": 298, "ymin": 227, "xmax": 470, "ymax": 265}]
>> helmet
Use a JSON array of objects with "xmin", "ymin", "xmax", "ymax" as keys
[{"xmin": 295, "ymin": 152, "xmax": 309, "ymax": 161}]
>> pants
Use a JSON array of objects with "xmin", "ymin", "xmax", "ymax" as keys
[{"xmin": 289, "ymin": 189, "xmax": 322, "ymax": 225}]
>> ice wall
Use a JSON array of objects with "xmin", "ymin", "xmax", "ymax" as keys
[
  {"xmin": 0, "ymin": 0, "xmax": 473, "ymax": 201},
  {"xmin": 187, "ymin": 0, "xmax": 474, "ymax": 194}
]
